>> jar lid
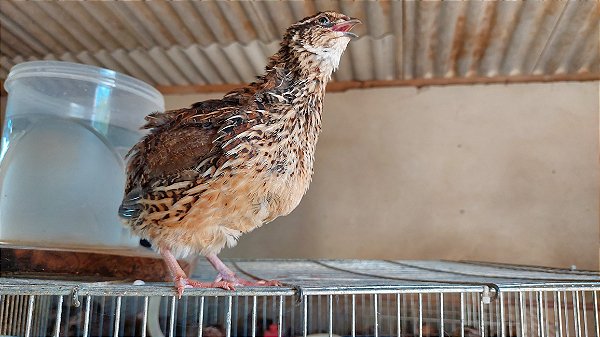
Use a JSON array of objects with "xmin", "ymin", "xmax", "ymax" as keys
[{"xmin": 5, "ymin": 61, "xmax": 163, "ymax": 109}]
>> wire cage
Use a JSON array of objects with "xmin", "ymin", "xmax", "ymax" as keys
[{"xmin": 1, "ymin": 259, "xmax": 598, "ymax": 337}]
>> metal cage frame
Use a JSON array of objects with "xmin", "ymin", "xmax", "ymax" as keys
[{"xmin": 1, "ymin": 259, "xmax": 599, "ymax": 337}]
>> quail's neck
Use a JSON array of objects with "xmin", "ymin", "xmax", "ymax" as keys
[
  {"xmin": 264, "ymin": 43, "xmax": 338, "ymax": 89},
  {"xmin": 299, "ymin": 54, "xmax": 338, "ymax": 88}
]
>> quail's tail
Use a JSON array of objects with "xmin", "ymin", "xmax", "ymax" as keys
[{"xmin": 118, "ymin": 187, "xmax": 143, "ymax": 219}]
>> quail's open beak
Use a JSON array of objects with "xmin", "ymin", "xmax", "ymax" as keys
[{"xmin": 332, "ymin": 18, "xmax": 361, "ymax": 38}]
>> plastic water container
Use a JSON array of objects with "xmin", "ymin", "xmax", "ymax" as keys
[{"xmin": 0, "ymin": 61, "xmax": 164, "ymax": 252}]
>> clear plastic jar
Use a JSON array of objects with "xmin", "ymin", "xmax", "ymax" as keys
[{"xmin": 1, "ymin": 61, "xmax": 164, "ymax": 252}]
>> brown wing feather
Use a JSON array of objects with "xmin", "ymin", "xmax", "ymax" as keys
[
  {"xmin": 123, "ymin": 108, "xmax": 216, "ymax": 195},
  {"xmin": 124, "ymin": 94, "xmax": 246, "ymax": 193},
  {"xmin": 119, "ymin": 107, "xmax": 220, "ymax": 221},
  {"xmin": 119, "ymin": 92, "xmax": 264, "ymax": 221}
]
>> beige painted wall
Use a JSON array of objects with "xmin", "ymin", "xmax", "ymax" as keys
[{"xmin": 165, "ymin": 81, "xmax": 599, "ymax": 270}]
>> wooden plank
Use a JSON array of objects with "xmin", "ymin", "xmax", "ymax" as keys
[{"xmin": 0, "ymin": 248, "xmax": 191, "ymax": 282}]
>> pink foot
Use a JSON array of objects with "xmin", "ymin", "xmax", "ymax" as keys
[
  {"xmin": 174, "ymin": 276, "xmax": 236, "ymax": 298},
  {"xmin": 206, "ymin": 253, "xmax": 283, "ymax": 288},
  {"xmin": 215, "ymin": 273, "xmax": 282, "ymax": 287},
  {"xmin": 252, "ymin": 279, "xmax": 283, "ymax": 286}
]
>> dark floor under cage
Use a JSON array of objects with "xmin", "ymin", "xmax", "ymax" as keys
[{"xmin": 1, "ymin": 260, "xmax": 599, "ymax": 337}]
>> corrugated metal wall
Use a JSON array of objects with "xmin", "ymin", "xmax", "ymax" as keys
[{"xmin": 1, "ymin": 1, "xmax": 598, "ymax": 87}]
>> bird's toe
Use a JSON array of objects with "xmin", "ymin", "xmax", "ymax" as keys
[
  {"xmin": 214, "ymin": 280, "xmax": 236, "ymax": 291},
  {"xmin": 257, "ymin": 280, "xmax": 283, "ymax": 286}
]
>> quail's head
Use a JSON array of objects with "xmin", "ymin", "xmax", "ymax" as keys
[{"xmin": 282, "ymin": 11, "xmax": 361, "ymax": 72}]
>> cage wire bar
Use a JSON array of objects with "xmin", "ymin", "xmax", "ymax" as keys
[{"xmin": 0, "ymin": 259, "xmax": 599, "ymax": 337}]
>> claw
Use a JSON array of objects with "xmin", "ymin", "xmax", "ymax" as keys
[
  {"xmin": 174, "ymin": 275, "xmax": 193, "ymax": 299},
  {"xmin": 214, "ymin": 281, "xmax": 236, "ymax": 291}
]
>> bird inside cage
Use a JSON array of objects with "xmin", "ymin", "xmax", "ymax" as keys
[
  {"xmin": 203, "ymin": 325, "xmax": 226, "ymax": 337},
  {"xmin": 451, "ymin": 326, "xmax": 482, "ymax": 337},
  {"xmin": 421, "ymin": 323, "xmax": 439, "ymax": 336},
  {"xmin": 119, "ymin": 11, "xmax": 361, "ymax": 296}
]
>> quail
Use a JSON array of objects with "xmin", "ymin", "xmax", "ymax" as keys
[{"xmin": 119, "ymin": 11, "xmax": 360, "ymax": 297}]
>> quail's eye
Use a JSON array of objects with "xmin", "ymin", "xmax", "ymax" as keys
[{"xmin": 318, "ymin": 16, "xmax": 330, "ymax": 26}]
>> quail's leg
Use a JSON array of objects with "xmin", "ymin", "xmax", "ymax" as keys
[
  {"xmin": 205, "ymin": 253, "xmax": 282, "ymax": 287},
  {"xmin": 160, "ymin": 247, "xmax": 234, "ymax": 298}
]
